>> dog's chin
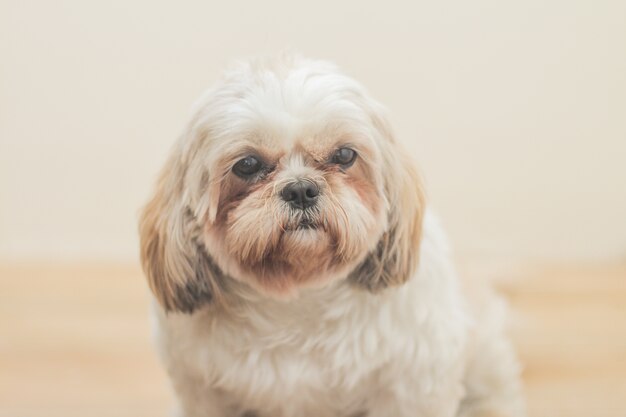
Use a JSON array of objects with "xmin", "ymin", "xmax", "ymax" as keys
[
  {"xmin": 239, "ymin": 224, "xmax": 341, "ymax": 296},
  {"xmin": 279, "ymin": 219, "xmax": 329, "ymax": 253},
  {"xmin": 280, "ymin": 226, "xmax": 329, "ymax": 254},
  {"xmin": 224, "ymin": 207, "xmax": 375, "ymax": 297}
]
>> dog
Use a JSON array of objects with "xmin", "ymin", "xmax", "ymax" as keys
[{"xmin": 139, "ymin": 55, "xmax": 525, "ymax": 417}]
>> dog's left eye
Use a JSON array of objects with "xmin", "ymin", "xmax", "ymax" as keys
[
  {"xmin": 331, "ymin": 148, "xmax": 357, "ymax": 168},
  {"xmin": 233, "ymin": 156, "xmax": 263, "ymax": 178}
]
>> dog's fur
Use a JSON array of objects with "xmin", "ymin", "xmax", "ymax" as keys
[{"xmin": 139, "ymin": 55, "xmax": 525, "ymax": 417}]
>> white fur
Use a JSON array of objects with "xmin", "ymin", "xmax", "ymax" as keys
[
  {"xmin": 152, "ymin": 212, "xmax": 524, "ymax": 417},
  {"xmin": 143, "ymin": 56, "xmax": 525, "ymax": 417}
]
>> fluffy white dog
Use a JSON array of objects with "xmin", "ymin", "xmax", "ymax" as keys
[{"xmin": 139, "ymin": 55, "xmax": 525, "ymax": 417}]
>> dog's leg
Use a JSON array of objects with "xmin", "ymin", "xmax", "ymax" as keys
[
  {"xmin": 364, "ymin": 377, "xmax": 465, "ymax": 417},
  {"xmin": 457, "ymin": 297, "xmax": 526, "ymax": 417},
  {"xmin": 171, "ymin": 387, "xmax": 233, "ymax": 417},
  {"xmin": 168, "ymin": 371, "xmax": 239, "ymax": 417},
  {"xmin": 457, "ymin": 335, "xmax": 525, "ymax": 417}
]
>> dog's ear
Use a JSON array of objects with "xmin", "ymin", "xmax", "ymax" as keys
[
  {"xmin": 139, "ymin": 155, "xmax": 224, "ymax": 314},
  {"xmin": 349, "ymin": 114, "xmax": 425, "ymax": 291}
]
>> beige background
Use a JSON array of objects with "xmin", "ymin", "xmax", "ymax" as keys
[
  {"xmin": 1, "ymin": 0, "xmax": 625, "ymax": 263},
  {"xmin": 1, "ymin": 3, "xmax": 626, "ymax": 416}
]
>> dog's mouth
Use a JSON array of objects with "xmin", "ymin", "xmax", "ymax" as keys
[
  {"xmin": 284, "ymin": 218, "xmax": 320, "ymax": 231},
  {"xmin": 297, "ymin": 219, "xmax": 318, "ymax": 230}
]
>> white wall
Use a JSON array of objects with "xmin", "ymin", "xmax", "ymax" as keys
[{"xmin": 1, "ymin": 0, "xmax": 625, "ymax": 262}]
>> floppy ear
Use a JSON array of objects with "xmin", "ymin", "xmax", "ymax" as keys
[
  {"xmin": 139, "ymin": 154, "xmax": 224, "ymax": 314},
  {"xmin": 349, "ymin": 120, "xmax": 425, "ymax": 291}
]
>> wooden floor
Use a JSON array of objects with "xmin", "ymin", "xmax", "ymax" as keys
[{"xmin": 1, "ymin": 261, "xmax": 625, "ymax": 417}]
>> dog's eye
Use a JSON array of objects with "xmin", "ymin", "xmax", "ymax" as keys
[
  {"xmin": 331, "ymin": 148, "xmax": 357, "ymax": 168},
  {"xmin": 233, "ymin": 156, "xmax": 263, "ymax": 178}
]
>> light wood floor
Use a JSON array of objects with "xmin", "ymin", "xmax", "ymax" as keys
[{"xmin": 1, "ymin": 261, "xmax": 625, "ymax": 417}]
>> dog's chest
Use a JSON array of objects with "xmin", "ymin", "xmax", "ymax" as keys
[
  {"xmin": 159, "ymin": 273, "xmax": 468, "ymax": 417},
  {"xmin": 170, "ymin": 290, "xmax": 397, "ymax": 414}
]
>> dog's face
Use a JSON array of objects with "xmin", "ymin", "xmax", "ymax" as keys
[
  {"xmin": 140, "ymin": 57, "xmax": 425, "ymax": 313},
  {"xmin": 208, "ymin": 105, "xmax": 388, "ymax": 296}
]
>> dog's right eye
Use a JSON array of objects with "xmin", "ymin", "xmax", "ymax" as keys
[{"xmin": 233, "ymin": 156, "xmax": 263, "ymax": 178}]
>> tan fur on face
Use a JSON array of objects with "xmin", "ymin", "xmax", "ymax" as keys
[
  {"xmin": 139, "ymin": 151, "xmax": 225, "ymax": 313},
  {"xmin": 348, "ymin": 112, "xmax": 426, "ymax": 290}
]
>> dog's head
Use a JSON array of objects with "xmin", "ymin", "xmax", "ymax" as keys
[{"xmin": 140, "ymin": 56, "xmax": 425, "ymax": 313}]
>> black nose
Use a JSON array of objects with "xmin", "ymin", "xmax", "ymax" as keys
[{"xmin": 281, "ymin": 180, "xmax": 319, "ymax": 209}]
